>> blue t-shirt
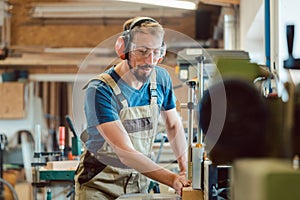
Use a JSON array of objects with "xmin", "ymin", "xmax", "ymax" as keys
[{"xmin": 84, "ymin": 66, "xmax": 176, "ymax": 152}]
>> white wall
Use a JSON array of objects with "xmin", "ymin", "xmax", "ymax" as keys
[
  {"xmin": 271, "ymin": 0, "xmax": 300, "ymax": 84},
  {"xmin": 240, "ymin": 0, "xmax": 300, "ymax": 84},
  {"xmin": 240, "ymin": 0, "xmax": 265, "ymax": 64}
]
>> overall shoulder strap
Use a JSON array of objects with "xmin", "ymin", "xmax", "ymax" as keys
[
  {"xmin": 84, "ymin": 73, "xmax": 128, "ymax": 108},
  {"xmin": 150, "ymin": 69, "xmax": 157, "ymax": 105}
]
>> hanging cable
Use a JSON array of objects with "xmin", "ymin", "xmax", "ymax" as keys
[{"xmin": 0, "ymin": 178, "xmax": 19, "ymax": 200}]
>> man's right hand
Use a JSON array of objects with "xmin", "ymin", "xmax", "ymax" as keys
[{"xmin": 172, "ymin": 174, "xmax": 192, "ymax": 196}]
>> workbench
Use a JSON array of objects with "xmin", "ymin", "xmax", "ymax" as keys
[
  {"xmin": 34, "ymin": 161, "xmax": 79, "ymax": 200},
  {"xmin": 38, "ymin": 170, "xmax": 75, "ymax": 200}
]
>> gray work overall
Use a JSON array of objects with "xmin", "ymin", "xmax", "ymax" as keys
[{"xmin": 75, "ymin": 70, "xmax": 159, "ymax": 200}]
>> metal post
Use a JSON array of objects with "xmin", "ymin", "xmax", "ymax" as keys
[
  {"xmin": 193, "ymin": 55, "xmax": 206, "ymax": 189},
  {"xmin": 196, "ymin": 55, "xmax": 205, "ymax": 144},
  {"xmin": 186, "ymin": 80, "xmax": 196, "ymax": 180}
]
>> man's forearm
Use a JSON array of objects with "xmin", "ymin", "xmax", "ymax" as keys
[
  {"xmin": 115, "ymin": 145, "xmax": 179, "ymax": 187},
  {"xmin": 177, "ymin": 154, "xmax": 187, "ymax": 174},
  {"xmin": 166, "ymin": 123, "xmax": 188, "ymax": 173}
]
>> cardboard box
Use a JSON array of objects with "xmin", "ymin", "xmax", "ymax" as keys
[{"xmin": 0, "ymin": 82, "xmax": 25, "ymax": 119}]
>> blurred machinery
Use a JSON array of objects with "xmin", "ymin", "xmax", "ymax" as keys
[
  {"xmin": 177, "ymin": 48, "xmax": 251, "ymax": 83},
  {"xmin": 177, "ymin": 46, "xmax": 300, "ymax": 199},
  {"xmin": 232, "ymin": 158, "xmax": 300, "ymax": 200}
]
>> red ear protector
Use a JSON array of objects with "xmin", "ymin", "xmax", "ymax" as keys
[
  {"xmin": 157, "ymin": 42, "xmax": 167, "ymax": 63},
  {"xmin": 115, "ymin": 17, "xmax": 166, "ymax": 62}
]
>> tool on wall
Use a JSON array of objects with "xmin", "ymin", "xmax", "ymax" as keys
[
  {"xmin": 0, "ymin": 133, "xmax": 7, "ymax": 200},
  {"xmin": 0, "ymin": 1, "xmax": 11, "ymax": 60},
  {"xmin": 65, "ymin": 115, "xmax": 82, "ymax": 157},
  {"xmin": 58, "ymin": 126, "xmax": 65, "ymax": 158},
  {"xmin": 284, "ymin": 24, "xmax": 300, "ymax": 69}
]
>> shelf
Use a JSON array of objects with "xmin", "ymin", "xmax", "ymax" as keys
[{"xmin": 200, "ymin": 0, "xmax": 240, "ymax": 6}]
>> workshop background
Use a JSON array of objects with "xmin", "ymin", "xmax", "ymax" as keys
[{"xmin": 1, "ymin": 0, "xmax": 300, "ymax": 200}]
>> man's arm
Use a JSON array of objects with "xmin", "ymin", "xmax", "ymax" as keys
[
  {"xmin": 161, "ymin": 108, "xmax": 188, "ymax": 175},
  {"xmin": 96, "ymin": 120, "xmax": 190, "ymax": 195}
]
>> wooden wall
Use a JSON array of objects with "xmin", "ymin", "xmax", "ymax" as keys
[{"xmin": 9, "ymin": 0, "xmax": 197, "ymax": 49}]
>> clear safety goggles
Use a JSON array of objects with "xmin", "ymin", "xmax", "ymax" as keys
[{"xmin": 129, "ymin": 42, "xmax": 165, "ymax": 59}]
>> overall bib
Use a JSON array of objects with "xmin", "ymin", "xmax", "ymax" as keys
[{"xmin": 75, "ymin": 70, "xmax": 159, "ymax": 200}]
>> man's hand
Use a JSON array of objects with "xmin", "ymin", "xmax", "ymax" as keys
[{"xmin": 172, "ymin": 174, "xmax": 192, "ymax": 196}]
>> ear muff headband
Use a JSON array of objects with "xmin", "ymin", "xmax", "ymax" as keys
[
  {"xmin": 115, "ymin": 17, "xmax": 165, "ymax": 60},
  {"xmin": 128, "ymin": 17, "xmax": 157, "ymax": 32}
]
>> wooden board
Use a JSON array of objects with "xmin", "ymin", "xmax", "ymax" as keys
[
  {"xmin": 182, "ymin": 187, "xmax": 204, "ymax": 200},
  {"xmin": 45, "ymin": 160, "xmax": 79, "ymax": 170}
]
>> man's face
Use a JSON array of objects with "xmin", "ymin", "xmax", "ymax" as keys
[{"xmin": 128, "ymin": 32, "xmax": 164, "ymax": 82}]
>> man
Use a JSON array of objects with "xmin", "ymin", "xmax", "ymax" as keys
[{"xmin": 75, "ymin": 16, "xmax": 191, "ymax": 199}]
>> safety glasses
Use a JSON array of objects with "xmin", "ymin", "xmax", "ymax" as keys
[{"xmin": 129, "ymin": 42, "xmax": 164, "ymax": 59}]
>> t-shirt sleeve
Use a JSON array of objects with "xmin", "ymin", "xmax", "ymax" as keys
[{"xmin": 84, "ymin": 80, "xmax": 120, "ymax": 127}]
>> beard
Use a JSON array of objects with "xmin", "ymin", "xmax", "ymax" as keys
[{"xmin": 130, "ymin": 64, "xmax": 154, "ymax": 83}]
